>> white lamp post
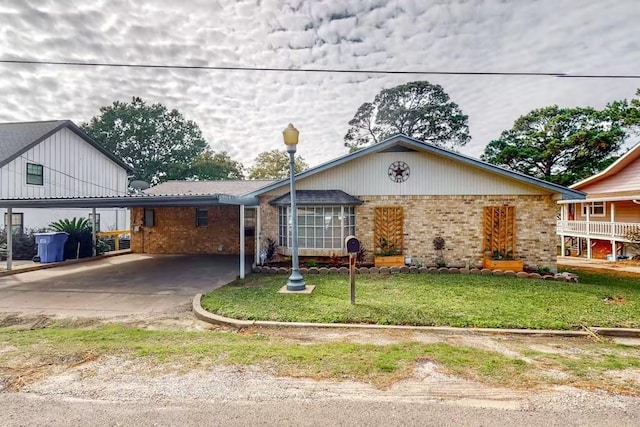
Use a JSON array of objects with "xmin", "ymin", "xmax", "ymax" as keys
[{"xmin": 283, "ymin": 123, "xmax": 305, "ymax": 291}]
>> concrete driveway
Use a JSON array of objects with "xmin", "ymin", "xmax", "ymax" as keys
[{"xmin": 0, "ymin": 254, "xmax": 240, "ymax": 318}]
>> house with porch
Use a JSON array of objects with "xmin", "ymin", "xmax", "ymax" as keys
[
  {"xmin": 127, "ymin": 134, "xmax": 583, "ymax": 273},
  {"xmin": 557, "ymin": 142, "xmax": 640, "ymax": 260}
]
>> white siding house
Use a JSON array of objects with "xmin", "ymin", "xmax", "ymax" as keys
[{"xmin": 0, "ymin": 120, "xmax": 133, "ymax": 232}]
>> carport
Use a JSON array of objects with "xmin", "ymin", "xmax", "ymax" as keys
[{"xmin": 0, "ymin": 193, "xmax": 259, "ymax": 278}]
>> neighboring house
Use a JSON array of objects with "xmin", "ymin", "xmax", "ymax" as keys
[
  {"xmin": 129, "ymin": 135, "xmax": 583, "ymax": 272},
  {"xmin": 0, "ymin": 120, "xmax": 133, "ymax": 233},
  {"xmin": 557, "ymin": 142, "xmax": 640, "ymax": 259}
]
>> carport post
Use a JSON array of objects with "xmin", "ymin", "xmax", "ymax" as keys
[
  {"xmin": 91, "ymin": 207, "xmax": 97, "ymax": 257},
  {"xmin": 6, "ymin": 207, "xmax": 12, "ymax": 271},
  {"xmin": 239, "ymin": 204, "xmax": 245, "ymax": 279},
  {"xmin": 255, "ymin": 206, "xmax": 261, "ymax": 267}
]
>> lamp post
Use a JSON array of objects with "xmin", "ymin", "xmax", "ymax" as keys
[{"xmin": 283, "ymin": 123, "xmax": 305, "ymax": 291}]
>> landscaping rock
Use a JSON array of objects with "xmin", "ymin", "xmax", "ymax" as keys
[
  {"xmin": 308, "ymin": 267, "xmax": 319, "ymax": 274},
  {"xmin": 358, "ymin": 267, "xmax": 370, "ymax": 274},
  {"xmin": 481, "ymin": 269, "xmax": 493, "ymax": 275},
  {"xmin": 318, "ymin": 267, "xmax": 329, "ymax": 274},
  {"xmin": 253, "ymin": 266, "xmax": 262, "ymax": 273},
  {"xmin": 543, "ymin": 275, "xmax": 556, "ymax": 280},
  {"xmin": 492, "ymin": 270, "xmax": 504, "ymax": 276},
  {"xmin": 400, "ymin": 266, "xmax": 410, "ymax": 273},
  {"xmin": 268, "ymin": 267, "xmax": 279, "ymax": 274},
  {"xmin": 438, "ymin": 267, "xmax": 449, "ymax": 274},
  {"xmin": 379, "ymin": 267, "xmax": 390, "ymax": 274},
  {"xmin": 448, "ymin": 267, "xmax": 460, "ymax": 274},
  {"xmin": 299, "ymin": 267, "xmax": 309, "ymax": 274},
  {"xmin": 277, "ymin": 267, "xmax": 289, "ymax": 274},
  {"xmin": 409, "ymin": 266, "xmax": 419, "ymax": 274},
  {"xmin": 338, "ymin": 267, "xmax": 349, "ymax": 274},
  {"xmin": 328, "ymin": 267, "xmax": 339, "ymax": 274},
  {"xmin": 528, "ymin": 272, "xmax": 542, "ymax": 279},
  {"xmin": 469, "ymin": 268, "xmax": 481, "ymax": 275},
  {"xmin": 418, "ymin": 267, "xmax": 429, "ymax": 273},
  {"xmin": 516, "ymin": 272, "xmax": 529, "ymax": 278},
  {"xmin": 389, "ymin": 267, "xmax": 401, "ymax": 274},
  {"xmin": 369, "ymin": 267, "xmax": 379, "ymax": 274},
  {"xmin": 459, "ymin": 268, "xmax": 470, "ymax": 274},
  {"xmin": 504, "ymin": 270, "xmax": 517, "ymax": 277},
  {"xmin": 427, "ymin": 267, "xmax": 438, "ymax": 274}
]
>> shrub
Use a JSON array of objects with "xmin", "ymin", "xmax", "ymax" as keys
[
  {"xmin": 49, "ymin": 217, "xmax": 94, "ymax": 260},
  {"xmin": 0, "ymin": 228, "xmax": 45, "ymax": 260}
]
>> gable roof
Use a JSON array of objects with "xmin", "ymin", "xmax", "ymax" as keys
[
  {"xmin": 570, "ymin": 141, "xmax": 640, "ymax": 190},
  {"xmin": 0, "ymin": 120, "xmax": 134, "ymax": 174},
  {"xmin": 243, "ymin": 134, "xmax": 585, "ymax": 200},
  {"xmin": 146, "ymin": 179, "xmax": 275, "ymax": 196}
]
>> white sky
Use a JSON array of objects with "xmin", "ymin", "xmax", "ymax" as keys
[{"xmin": 0, "ymin": 0, "xmax": 639, "ymax": 168}]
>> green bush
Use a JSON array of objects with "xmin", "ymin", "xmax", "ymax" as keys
[
  {"xmin": 49, "ymin": 218, "xmax": 94, "ymax": 260},
  {"xmin": 0, "ymin": 228, "xmax": 46, "ymax": 260}
]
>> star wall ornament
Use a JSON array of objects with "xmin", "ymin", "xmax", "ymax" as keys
[{"xmin": 388, "ymin": 161, "xmax": 410, "ymax": 183}]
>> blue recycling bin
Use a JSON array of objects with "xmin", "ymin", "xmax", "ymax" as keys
[{"xmin": 35, "ymin": 232, "xmax": 69, "ymax": 263}]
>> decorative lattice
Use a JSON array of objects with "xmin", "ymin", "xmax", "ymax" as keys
[
  {"xmin": 374, "ymin": 206, "xmax": 404, "ymax": 254},
  {"xmin": 483, "ymin": 206, "xmax": 516, "ymax": 258}
]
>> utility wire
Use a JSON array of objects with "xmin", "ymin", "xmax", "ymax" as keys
[
  {"xmin": 2, "ymin": 59, "xmax": 639, "ymax": 79},
  {"xmin": 19, "ymin": 155, "xmax": 129, "ymax": 196}
]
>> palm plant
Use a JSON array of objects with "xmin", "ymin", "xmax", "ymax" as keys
[
  {"xmin": 49, "ymin": 217, "xmax": 91, "ymax": 233},
  {"xmin": 49, "ymin": 217, "xmax": 94, "ymax": 260}
]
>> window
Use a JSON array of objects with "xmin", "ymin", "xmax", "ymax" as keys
[
  {"xmin": 196, "ymin": 208, "xmax": 209, "ymax": 227},
  {"xmin": 144, "ymin": 209, "xmax": 155, "ymax": 227},
  {"xmin": 582, "ymin": 202, "xmax": 605, "ymax": 217},
  {"xmin": 278, "ymin": 206, "xmax": 356, "ymax": 249},
  {"xmin": 89, "ymin": 213, "xmax": 101, "ymax": 232},
  {"xmin": 244, "ymin": 208, "xmax": 256, "ymax": 237},
  {"xmin": 26, "ymin": 163, "xmax": 43, "ymax": 185},
  {"xmin": 4, "ymin": 213, "xmax": 23, "ymax": 235}
]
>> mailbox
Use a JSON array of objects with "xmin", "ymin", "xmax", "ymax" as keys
[{"xmin": 345, "ymin": 235, "xmax": 360, "ymax": 254}]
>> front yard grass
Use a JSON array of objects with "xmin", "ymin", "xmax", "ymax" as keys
[{"xmin": 200, "ymin": 268, "xmax": 640, "ymax": 330}]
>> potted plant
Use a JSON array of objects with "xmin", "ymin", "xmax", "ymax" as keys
[
  {"xmin": 482, "ymin": 250, "xmax": 524, "ymax": 272},
  {"xmin": 374, "ymin": 237, "xmax": 404, "ymax": 267}
]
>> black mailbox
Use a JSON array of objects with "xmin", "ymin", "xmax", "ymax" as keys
[{"xmin": 345, "ymin": 235, "xmax": 360, "ymax": 253}]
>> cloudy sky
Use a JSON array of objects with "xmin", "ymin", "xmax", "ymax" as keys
[{"xmin": 1, "ymin": 0, "xmax": 639, "ymax": 168}]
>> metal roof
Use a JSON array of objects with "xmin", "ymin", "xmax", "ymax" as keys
[
  {"xmin": 146, "ymin": 179, "xmax": 275, "ymax": 196},
  {"xmin": 0, "ymin": 120, "xmax": 134, "ymax": 174},
  {"xmin": 0, "ymin": 193, "xmax": 259, "ymax": 208},
  {"xmin": 243, "ymin": 134, "xmax": 586, "ymax": 200},
  {"xmin": 269, "ymin": 190, "xmax": 363, "ymax": 206}
]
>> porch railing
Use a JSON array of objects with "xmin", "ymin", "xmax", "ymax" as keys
[{"xmin": 556, "ymin": 220, "xmax": 640, "ymax": 240}]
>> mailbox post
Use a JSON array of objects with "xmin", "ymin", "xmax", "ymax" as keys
[{"xmin": 345, "ymin": 235, "xmax": 360, "ymax": 305}]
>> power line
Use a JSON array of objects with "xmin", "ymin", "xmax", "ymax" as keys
[
  {"xmin": 2, "ymin": 59, "xmax": 639, "ymax": 79},
  {"xmin": 19, "ymin": 155, "xmax": 129, "ymax": 196}
]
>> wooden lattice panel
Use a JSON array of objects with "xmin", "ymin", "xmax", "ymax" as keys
[
  {"xmin": 483, "ymin": 206, "xmax": 516, "ymax": 257},
  {"xmin": 374, "ymin": 206, "xmax": 404, "ymax": 253}
]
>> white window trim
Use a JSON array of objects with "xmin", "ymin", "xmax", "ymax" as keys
[
  {"xmin": 278, "ymin": 205, "xmax": 356, "ymax": 250},
  {"xmin": 582, "ymin": 202, "xmax": 605, "ymax": 218}
]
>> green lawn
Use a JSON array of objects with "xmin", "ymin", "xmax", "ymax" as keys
[{"xmin": 201, "ymin": 268, "xmax": 640, "ymax": 330}]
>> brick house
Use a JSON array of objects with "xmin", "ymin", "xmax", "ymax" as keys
[{"xmin": 128, "ymin": 135, "xmax": 583, "ymax": 274}]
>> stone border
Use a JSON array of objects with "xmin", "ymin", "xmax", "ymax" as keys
[
  {"xmin": 252, "ymin": 266, "xmax": 579, "ymax": 282},
  {"xmin": 193, "ymin": 294, "xmax": 639, "ymax": 337}
]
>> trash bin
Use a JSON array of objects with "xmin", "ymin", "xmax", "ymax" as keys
[{"xmin": 35, "ymin": 232, "xmax": 69, "ymax": 263}]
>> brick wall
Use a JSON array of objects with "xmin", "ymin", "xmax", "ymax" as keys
[
  {"xmin": 356, "ymin": 195, "xmax": 558, "ymax": 270},
  {"xmin": 130, "ymin": 206, "xmax": 255, "ymax": 255},
  {"xmin": 257, "ymin": 194, "xmax": 557, "ymax": 270}
]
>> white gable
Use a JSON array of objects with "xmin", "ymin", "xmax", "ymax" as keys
[
  {"xmin": 292, "ymin": 150, "xmax": 549, "ymax": 196},
  {"xmin": 0, "ymin": 127, "xmax": 129, "ymax": 198}
]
